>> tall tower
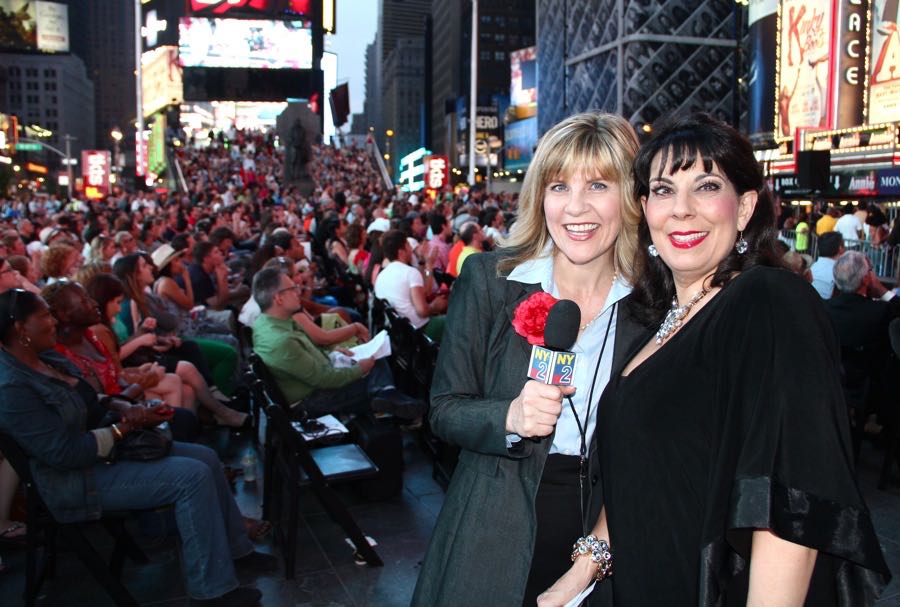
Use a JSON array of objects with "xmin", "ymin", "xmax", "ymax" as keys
[{"xmin": 537, "ymin": 0, "xmax": 746, "ymax": 135}]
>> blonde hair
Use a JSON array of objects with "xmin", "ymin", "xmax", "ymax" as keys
[{"xmin": 498, "ymin": 112, "xmax": 640, "ymax": 281}]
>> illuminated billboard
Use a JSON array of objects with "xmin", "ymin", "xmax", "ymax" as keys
[
  {"xmin": 142, "ymin": 46, "xmax": 184, "ymax": 117},
  {"xmin": 869, "ymin": 0, "xmax": 900, "ymax": 124},
  {"xmin": 775, "ymin": 0, "xmax": 834, "ymax": 138},
  {"xmin": 186, "ymin": 0, "xmax": 334, "ymax": 32},
  {"xmin": 81, "ymin": 151, "xmax": 111, "ymax": 200},
  {"xmin": 0, "ymin": 0, "xmax": 68, "ymax": 52},
  {"xmin": 179, "ymin": 17, "xmax": 312, "ymax": 69},
  {"xmin": 188, "ymin": 0, "xmax": 311, "ymax": 17},
  {"xmin": 510, "ymin": 46, "xmax": 537, "ymax": 120}
]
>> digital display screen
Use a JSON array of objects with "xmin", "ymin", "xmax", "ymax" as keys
[{"xmin": 179, "ymin": 17, "xmax": 312, "ymax": 69}]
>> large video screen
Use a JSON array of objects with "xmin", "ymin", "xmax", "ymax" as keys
[{"xmin": 179, "ymin": 17, "xmax": 312, "ymax": 69}]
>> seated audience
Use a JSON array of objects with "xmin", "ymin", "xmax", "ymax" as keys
[
  {"xmin": 251, "ymin": 267, "xmax": 424, "ymax": 420},
  {"xmin": 810, "ymin": 232, "xmax": 845, "ymax": 299},
  {"xmin": 42, "ymin": 242, "xmax": 82, "ymax": 284},
  {"xmin": 0, "ymin": 289, "xmax": 273, "ymax": 607},
  {"xmin": 85, "ymin": 274, "xmax": 248, "ymax": 429},
  {"xmin": 183, "ymin": 241, "xmax": 250, "ymax": 310},
  {"xmin": 374, "ymin": 230, "xmax": 447, "ymax": 342}
]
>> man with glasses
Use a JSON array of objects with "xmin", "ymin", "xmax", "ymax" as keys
[{"xmin": 251, "ymin": 267, "xmax": 424, "ymax": 421}]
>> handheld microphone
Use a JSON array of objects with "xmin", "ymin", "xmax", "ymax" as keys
[{"xmin": 527, "ymin": 299, "xmax": 580, "ymax": 386}]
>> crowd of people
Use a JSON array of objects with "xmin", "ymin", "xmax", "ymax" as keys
[
  {"xmin": 0, "ymin": 113, "xmax": 897, "ymax": 606},
  {"xmin": 0, "ymin": 128, "xmax": 521, "ymax": 605}
]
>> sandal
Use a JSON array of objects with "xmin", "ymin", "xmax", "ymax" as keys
[{"xmin": 243, "ymin": 517, "xmax": 273, "ymax": 541}]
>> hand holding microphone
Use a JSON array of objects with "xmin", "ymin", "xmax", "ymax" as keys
[
  {"xmin": 506, "ymin": 299, "xmax": 582, "ymax": 439},
  {"xmin": 506, "ymin": 381, "xmax": 575, "ymax": 437}
]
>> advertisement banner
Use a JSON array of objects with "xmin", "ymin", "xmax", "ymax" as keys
[
  {"xmin": 179, "ymin": 17, "xmax": 313, "ymax": 70},
  {"xmin": 81, "ymin": 151, "xmax": 111, "ymax": 200},
  {"xmin": 832, "ymin": 0, "xmax": 867, "ymax": 128},
  {"xmin": 142, "ymin": 46, "xmax": 183, "ymax": 118},
  {"xmin": 188, "ymin": 0, "xmax": 311, "ymax": 17},
  {"xmin": 35, "ymin": 1, "xmax": 68, "ymax": 52},
  {"xmin": 510, "ymin": 46, "xmax": 537, "ymax": 120},
  {"xmin": 424, "ymin": 155, "xmax": 449, "ymax": 191},
  {"xmin": 505, "ymin": 116, "xmax": 538, "ymax": 171},
  {"xmin": 869, "ymin": 0, "xmax": 900, "ymax": 123},
  {"xmin": 776, "ymin": 0, "xmax": 834, "ymax": 137},
  {"xmin": 748, "ymin": 0, "xmax": 778, "ymax": 137},
  {"xmin": 0, "ymin": 0, "xmax": 68, "ymax": 52}
]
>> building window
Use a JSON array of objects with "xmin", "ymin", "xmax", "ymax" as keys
[
  {"xmin": 8, "ymin": 66, "xmax": 20, "ymax": 76},
  {"xmin": 494, "ymin": 51, "xmax": 506, "ymax": 61},
  {"xmin": 25, "ymin": 68, "xmax": 37, "ymax": 77},
  {"xmin": 43, "ymin": 68, "xmax": 56, "ymax": 78},
  {"xmin": 480, "ymin": 50, "xmax": 491, "ymax": 61},
  {"xmin": 51, "ymin": 96, "xmax": 57, "ymax": 104},
  {"xmin": 27, "ymin": 94, "xmax": 39, "ymax": 104}
]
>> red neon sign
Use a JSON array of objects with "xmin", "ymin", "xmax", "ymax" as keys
[{"xmin": 188, "ymin": 0, "xmax": 311, "ymax": 15}]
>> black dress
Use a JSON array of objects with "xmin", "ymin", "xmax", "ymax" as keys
[{"xmin": 597, "ymin": 266, "xmax": 889, "ymax": 606}]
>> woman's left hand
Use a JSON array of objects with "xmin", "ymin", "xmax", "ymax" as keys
[{"xmin": 536, "ymin": 558, "xmax": 596, "ymax": 607}]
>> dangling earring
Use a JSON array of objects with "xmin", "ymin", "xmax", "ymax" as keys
[
  {"xmin": 735, "ymin": 232, "xmax": 749, "ymax": 255},
  {"xmin": 648, "ymin": 244, "xmax": 659, "ymax": 258},
  {"xmin": 18, "ymin": 333, "xmax": 32, "ymax": 348}
]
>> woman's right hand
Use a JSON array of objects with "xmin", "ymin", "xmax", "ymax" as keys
[
  {"xmin": 139, "ymin": 317, "xmax": 157, "ymax": 333},
  {"xmin": 536, "ymin": 558, "xmax": 597, "ymax": 607},
  {"xmin": 505, "ymin": 380, "xmax": 573, "ymax": 437}
]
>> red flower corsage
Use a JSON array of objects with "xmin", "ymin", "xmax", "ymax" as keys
[{"xmin": 512, "ymin": 291, "xmax": 559, "ymax": 346}]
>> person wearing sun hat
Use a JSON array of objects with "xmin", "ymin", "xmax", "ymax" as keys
[{"xmin": 151, "ymin": 243, "xmax": 183, "ymax": 275}]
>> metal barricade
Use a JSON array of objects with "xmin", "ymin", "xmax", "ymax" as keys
[{"xmin": 778, "ymin": 230, "xmax": 900, "ymax": 285}]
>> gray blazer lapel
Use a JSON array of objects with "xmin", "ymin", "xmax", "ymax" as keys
[{"xmin": 504, "ymin": 280, "xmax": 544, "ymax": 360}]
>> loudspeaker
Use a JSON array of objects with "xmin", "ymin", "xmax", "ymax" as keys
[{"xmin": 797, "ymin": 150, "xmax": 830, "ymax": 191}]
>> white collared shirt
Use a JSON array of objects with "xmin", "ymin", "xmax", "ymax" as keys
[{"xmin": 507, "ymin": 251, "xmax": 632, "ymax": 456}]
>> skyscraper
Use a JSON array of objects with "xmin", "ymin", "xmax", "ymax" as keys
[
  {"xmin": 537, "ymin": 0, "xmax": 745, "ymax": 135},
  {"xmin": 68, "ymin": 0, "xmax": 136, "ymax": 158}
]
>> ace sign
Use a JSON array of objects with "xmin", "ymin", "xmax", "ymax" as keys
[{"xmin": 81, "ymin": 150, "xmax": 111, "ymax": 200}]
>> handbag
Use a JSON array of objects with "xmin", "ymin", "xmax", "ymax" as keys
[{"xmin": 115, "ymin": 423, "xmax": 173, "ymax": 461}]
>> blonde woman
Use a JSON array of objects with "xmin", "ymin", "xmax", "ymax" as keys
[{"xmin": 412, "ymin": 112, "xmax": 645, "ymax": 606}]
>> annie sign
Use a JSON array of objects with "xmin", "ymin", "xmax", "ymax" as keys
[{"xmin": 81, "ymin": 150, "xmax": 110, "ymax": 199}]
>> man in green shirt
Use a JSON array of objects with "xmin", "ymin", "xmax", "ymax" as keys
[{"xmin": 251, "ymin": 268, "xmax": 424, "ymax": 420}]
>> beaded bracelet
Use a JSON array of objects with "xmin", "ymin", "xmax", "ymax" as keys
[{"xmin": 570, "ymin": 535, "xmax": 613, "ymax": 582}]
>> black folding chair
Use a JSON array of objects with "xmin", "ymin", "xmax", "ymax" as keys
[
  {"xmin": 0, "ymin": 431, "xmax": 149, "ymax": 607},
  {"xmin": 262, "ymin": 404, "xmax": 383, "ymax": 577}
]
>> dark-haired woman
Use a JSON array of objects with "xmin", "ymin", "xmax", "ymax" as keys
[
  {"xmin": 0, "ymin": 289, "xmax": 273, "ymax": 606},
  {"xmin": 113, "ymin": 253, "xmax": 239, "ymax": 399},
  {"xmin": 541, "ymin": 113, "xmax": 888, "ymax": 606},
  {"xmin": 81, "ymin": 275, "xmax": 248, "ymax": 429}
]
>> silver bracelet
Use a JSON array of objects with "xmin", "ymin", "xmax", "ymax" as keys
[{"xmin": 571, "ymin": 534, "xmax": 613, "ymax": 581}]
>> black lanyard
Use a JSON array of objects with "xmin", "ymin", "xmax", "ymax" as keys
[{"xmin": 565, "ymin": 301, "xmax": 616, "ymax": 535}]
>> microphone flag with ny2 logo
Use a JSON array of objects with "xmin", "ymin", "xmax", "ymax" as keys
[{"xmin": 527, "ymin": 345, "xmax": 577, "ymax": 386}]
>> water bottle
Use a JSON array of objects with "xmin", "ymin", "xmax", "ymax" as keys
[{"xmin": 241, "ymin": 450, "xmax": 257, "ymax": 483}]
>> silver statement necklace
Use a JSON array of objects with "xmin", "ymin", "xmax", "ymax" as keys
[
  {"xmin": 655, "ymin": 287, "xmax": 710, "ymax": 345},
  {"xmin": 579, "ymin": 272, "xmax": 619, "ymax": 332}
]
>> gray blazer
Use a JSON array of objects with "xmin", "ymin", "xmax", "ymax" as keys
[{"xmin": 412, "ymin": 251, "xmax": 647, "ymax": 606}]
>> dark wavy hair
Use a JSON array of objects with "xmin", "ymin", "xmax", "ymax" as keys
[
  {"xmin": 629, "ymin": 112, "xmax": 780, "ymax": 326},
  {"xmin": 84, "ymin": 273, "xmax": 125, "ymax": 327}
]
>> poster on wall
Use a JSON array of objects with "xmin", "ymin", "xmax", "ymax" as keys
[
  {"xmin": 869, "ymin": 0, "xmax": 900, "ymax": 124},
  {"xmin": 776, "ymin": 0, "xmax": 834, "ymax": 137}
]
